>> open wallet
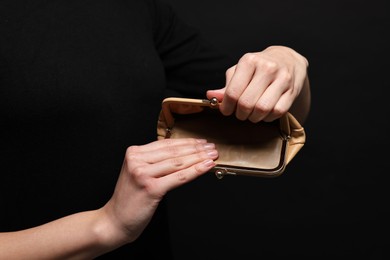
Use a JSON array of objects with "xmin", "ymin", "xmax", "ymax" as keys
[{"xmin": 157, "ymin": 97, "xmax": 306, "ymax": 179}]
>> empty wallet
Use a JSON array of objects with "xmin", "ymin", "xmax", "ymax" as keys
[{"xmin": 157, "ymin": 97, "xmax": 306, "ymax": 179}]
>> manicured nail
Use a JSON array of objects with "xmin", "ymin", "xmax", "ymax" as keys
[
  {"xmin": 207, "ymin": 150, "xmax": 218, "ymax": 157},
  {"xmin": 203, "ymin": 143, "xmax": 215, "ymax": 149},
  {"xmin": 202, "ymin": 159, "xmax": 215, "ymax": 167}
]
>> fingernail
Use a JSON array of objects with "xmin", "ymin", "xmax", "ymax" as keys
[
  {"xmin": 202, "ymin": 159, "xmax": 215, "ymax": 167},
  {"xmin": 203, "ymin": 143, "xmax": 215, "ymax": 149},
  {"xmin": 207, "ymin": 150, "xmax": 218, "ymax": 157},
  {"xmin": 196, "ymin": 139, "xmax": 207, "ymax": 143}
]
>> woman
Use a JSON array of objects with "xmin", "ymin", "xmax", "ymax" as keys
[{"xmin": 0, "ymin": 0, "xmax": 310, "ymax": 258}]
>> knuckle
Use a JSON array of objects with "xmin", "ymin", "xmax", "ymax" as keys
[
  {"xmin": 124, "ymin": 146, "xmax": 141, "ymax": 166},
  {"xmin": 199, "ymin": 151, "xmax": 209, "ymax": 161},
  {"xmin": 240, "ymin": 52, "xmax": 257, "ymax": 65},
  {"xmin": 194, "ymin": 143, "xmax": 203, "ymax": 153},
  {"xmin": 280, "ymin": 70, "xmax": 293, "ymax": 84},
  {"xmin": 125, "ymin": 152, "xmax": 138, "ymax": 162},
  {"xmin": 131, "ymin": 166, "xmax": 145, "ymax": 180},
  {"xmin": 189, "ymin": 138, "xmax": 200, "ymax": 145},
  {"xmin": 226, "ymin": 66, "xmax": 235, "ymax": 76},
  {"xmin": 255, "ymin": 99, "xmax": 272, "ymax": 114},
  {"xmin": 171, "ymin": 157, "xmax": 184, "ymax": 167},
  {"xmin": 261, "ymin": 60, "xmax": 278, "ymax": 74},
  {"xmin": 225, "ymin": 89, "xmax": 240, "ymax": 102},
  {"xmin": 176, "ymin": 171, "xmax": 187, "ymax": 183},
  {"xmin": 125, "ymin": 145, "xmax": 139, "ymax": 156},
  {"xmin": 237, "ymin": 98, "xmax": 253, "ymax": 113},
  {"xmin": 272, "ymin": 107, "xmax": 286, "ymax": 118},
  {"xmin": 193, "ymin": 163, "xmax": 205, "ymax": 177}
]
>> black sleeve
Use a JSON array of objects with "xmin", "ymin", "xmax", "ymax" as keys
[{"xmin": 148, "ymin": 0, "xmax": 235, "ymax": 98}]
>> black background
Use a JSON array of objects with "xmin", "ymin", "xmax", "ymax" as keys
[{"xmin": 162, "ymin": 0, "xmax": 389, "ymax": 259}]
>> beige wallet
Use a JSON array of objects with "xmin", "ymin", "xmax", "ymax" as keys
[{"xmin": 157, "ymin": 97, "xmax": 305, "ymax": 179}]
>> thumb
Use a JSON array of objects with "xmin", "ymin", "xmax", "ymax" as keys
[{"xmin": 206, "ymin": 87, "xmax": 226, "ymax": 101}]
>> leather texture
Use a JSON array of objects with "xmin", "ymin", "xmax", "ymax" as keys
[{"xmin": 157, "ymin": 97, "xmax": 305, "ymax": 178}]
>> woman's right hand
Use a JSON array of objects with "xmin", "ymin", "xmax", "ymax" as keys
[
  {"xmin": 0, "ymin": 138, "xmax": 217, "ymax": 259},
  {"xmin": 99, "ymin": 138, "xmax": 218, "ymax": 248}
]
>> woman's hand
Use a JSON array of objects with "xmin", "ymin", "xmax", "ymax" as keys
[
  {"xmin": 0, "ymin": 138, "xmax": 217, "ymax": 259},
  {"xmin": 207, "ymin": 45, "xmax": 310, "ymax": 123},
  {"xmin": 101, "ymin": 138, "xmax": 218, "ymax": 245}
]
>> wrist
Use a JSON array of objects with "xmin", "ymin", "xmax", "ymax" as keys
[{"xmin": 92, "ymin": 207, "xmax": 132, "ymax": 252}]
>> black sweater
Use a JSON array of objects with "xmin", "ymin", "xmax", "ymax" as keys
[{"xmin": 0, "ymin": 0, "xmax": 231, "ymax": 258}]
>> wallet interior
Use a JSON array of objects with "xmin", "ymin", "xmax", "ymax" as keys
[{"xmin": 169, "ymin": 108, "xmax": 287, "ymax": 176}]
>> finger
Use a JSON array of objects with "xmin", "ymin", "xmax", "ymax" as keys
[
  {"xmin": 220, "ymin": 61, "xmax": 255, "ymax": 116},
  {"xmin": 262, "ymin": 91, "xmax": 294, "ymax": 122},
  {"xmin": 131, "ymin": 138, "xmax": 207, "ymax": 154},
  {"xmin": 234, "ymin": 70, "xmax": 274, "ymax": 121},
  {"xmin": 206, "ymin": 88, "xmax": 225, "ymax": 102},
  {"xmin": 206, "ymin": 65, "xmax": 236, "ymax": 102},
  {"xmin": 145, "ymin": 147, "xmax": 218, "ymax": 178},
  {"xmin": 157, "ymin": 159, "xmax": 216, "ymax": 191},
  {"xmin": 135, "ymin": 140, "xmax": 217, "ymax": 164},
  {"xmin": 247, "ymin": 77, "xmax": 288, "ymax": 123}
]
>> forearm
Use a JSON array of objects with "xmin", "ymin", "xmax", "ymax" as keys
[{"xmin": 0, "ymin": 208, "xmax": 128, "ymax": 260}]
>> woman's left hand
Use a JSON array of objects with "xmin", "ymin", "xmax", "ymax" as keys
[{"xmin": 207, "ymin": 45, "xmax": 309, "ymax": 123}]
